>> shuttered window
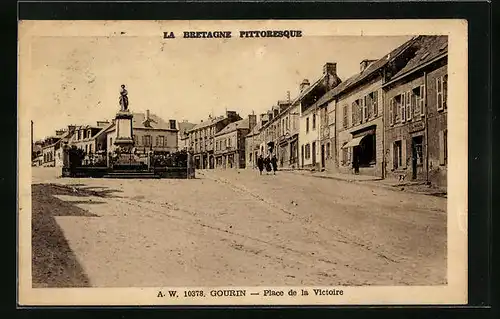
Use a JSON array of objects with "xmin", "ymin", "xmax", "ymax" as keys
[
  {"xmin": 362, "ymin": 96, "xmax": 367, "ymax": 121},
  {"xmin": 372, "ymin": 91, "xmax": 378, "ymax": 116},
  {"xmin": 389, "ymin": 98, "xmax": 394, "ymax": 126},
  {"xmin": 401, "ymin": 93, "xmax": 406, "ymax": 122},
  {"xmin": 406, "ymin": 91, "xmax": 412, "ymax": 121},
  {"xmin": 343, "ymin": 105, "xmax": 348, "ymax": 129},
  {"xmin": 437, "ymin": 76, "xmax": 444, "ymax": 111},
  {"xmin": 443, "ymin": 74, "xmax": 448, "ymax": 110},
  {"xmin": 420, "ymin": 85, "xmax": 425, "ymax": 116}
]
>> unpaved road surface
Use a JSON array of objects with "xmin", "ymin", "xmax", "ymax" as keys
[{"xmin": 31, "ymin": 167, "xmax": 446, "ymax": 287}]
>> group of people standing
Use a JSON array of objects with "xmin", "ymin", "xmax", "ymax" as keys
[{"xmin": 256, "ymin": 154, "xmax": 278, "ymax": 175}]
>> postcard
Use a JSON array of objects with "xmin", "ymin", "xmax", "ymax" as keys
[{"xmin": 18, "ymin": 19, "xmax": 468, "ymax": 306}]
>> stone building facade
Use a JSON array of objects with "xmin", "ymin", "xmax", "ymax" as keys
[
  {"xmin": 299, "ymin": 62, "xmax": 342, "ymax": 169},
  {"xmin": 188, "ymin": 111, "xmax": 242, "ymax": 169},
  {"xmin": 214, "ymin": 115, "xmax": 256, "ymax": 169},
  {"xmin": 332, "ymin": 39, "xmax": 415, "ymax": 178},
  {"xmin": 383, "ymin": 35, "xmax": 448, "ymax": 187}
]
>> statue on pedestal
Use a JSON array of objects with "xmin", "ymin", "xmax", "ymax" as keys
[{"xmin": 119, "ymin": 84, "xmax": 129, "ymax": 111}]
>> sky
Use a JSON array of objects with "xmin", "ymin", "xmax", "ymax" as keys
[{"xmin": 25, "ymin": 35, "xmax": 412, "ymax": 141}]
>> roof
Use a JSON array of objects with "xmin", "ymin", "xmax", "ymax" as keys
[
  {"xmin": 389, "ymin": 35, "xmax": 448, "ymax": 81},
  {"xmin": 190, "ymin": 116, "xmax": 225, "ymax": 131},
  {"xmin": 132, "ymin": 112, "xmax": 177, "ymax": 131},
  {"xmin": 215, "ymin": 118, "xmax": 250, "ymax": 137},
  {"xmin": 178, "ymin": 121, "xmax": 196, "ymax": 135},
  {"xmin": 247, "ymin": 121, "xmax": 262, "ymax": 137},
  {"xmin": 325, "ymin": 36, "xmax": 417, "ymax": 100}
]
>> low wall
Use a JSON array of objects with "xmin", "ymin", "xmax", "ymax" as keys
[
  {"xmin": 153, "ymin": 167, "xmax": 191, "ymax": 179},
  {"xmin": 62, "ymin": 167, "xmax": 109, "ymax": 178}
]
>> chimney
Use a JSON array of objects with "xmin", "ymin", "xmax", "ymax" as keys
[
  {"xmin": 323, "ymin": 62, "xmax": 337, "ymax": 75},
  {"xmin": 146, "ymin": 109, "xmax": 150, "ymax": 120},
  {"xmin": 248, "ymin": 114, "xmax": 257, "ymax": 131},
  {"xmin": 299, "ymin": 79, "xmax": 310, "ymax": 93},
  {"xmin": 226, "ymin": 110, "xmax": 238, "ymax": 120},
  {"xmin": 360, "ymin": 59, "xmax": 377, "ymax": 72}
]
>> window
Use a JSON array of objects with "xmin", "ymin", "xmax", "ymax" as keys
[
  {"xmin": 443, "ymin": 74, "xmax": 448, "ymax": 110},
  {"xmin": 169, "ymin": 120, "xmax": 176, "ymax": 130},
  {"xmin": 85, "ymin": 145, "xmax": 88, "ymax": 154},
  {"xmin": 306, "ymin": 117, "xmax": 310, "ymax": 133},
  {"xmin": 393, "ymin": 140, "xmax": 402, "ymax": 169},
  {"xmin": 436, "ymin": 76, "xmax": 445, "ymax": 111},
  {"xmin": 312, "ymin": 114, "xmax": 316, "ymax": 130},
  {"xmin": 158, "ymin": 136, "xmax": 165, "ymax": 147},
  {"xmin": 351, "ymin": 101, "xmax": 358, "ymax": 125},
  {"xmin": 372, "ymin": 91, "xmax": 378, "ymax": 116},
  {"xmin": 305, "ymin": 144, "xmax": 311, "ymax": 159},
  {"xmin": 362, "ymin": 97, "xmax": 367, "ymax": 121},
  {"xmin": 389, "ymin": 99, "xmax": 394, "ymax": 126},
  {"xmin": 406, "ymin": 91, "xmax": 412, "ymax": 121},
  {"xmin": 412, "ymin": 87, "xmax": 421, "ymax": 117},
  {"xmin": 343, "ymin": 105, "xmax": 348, "ymax": 129},
  {"xmin": 89, "ymin": 144, "xmax": 92, "ymax": 154},
  {"xmin": 143, "ymin": 135, "xmax": 152, "ymax": 146},
  {"xmin": 401, "ymin": 93, "xmax": 406, "ymax": 122},
  {"xmin": 365, "ymin": 95, "xmax": 372, "ymax": 119},
  {"xmin": 419, "ymin": 85, "xmax": 425, "ymax": 116},
  {"xmin": 326, "ymin": 142, "xmax": 331, "ymax": 158}
]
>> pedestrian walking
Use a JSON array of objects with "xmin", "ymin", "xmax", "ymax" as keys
[
  {"xmin": 257, "ymin": 154, "xmax": 264, "ymax": 175},
  {"xmin": 271, "ymin": 155, "xmax": 278, "ymax": 175},
  {"xmin": 264, "ymin": 156, "xmax": 272, "ymax": 174}
]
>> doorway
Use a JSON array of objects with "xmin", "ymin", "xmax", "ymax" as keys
[
  {"xmin": 321, "ymin": 144, "xmax": 325, "ymax": 168},
  {"xmin": 411, "ymin": 135, "xmax": 423, "ymax": 180},
  {"xmin": 312, "ymin": 142, "xmax": 316, "ymax": 168},
  {"xmin": 301, "ymin": 145, "xmax": 304, "ymax": 168}
]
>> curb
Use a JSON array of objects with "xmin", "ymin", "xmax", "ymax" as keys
[{"xmin": 282, "ymin": 170, "xmax": 447, "ymax": 198}]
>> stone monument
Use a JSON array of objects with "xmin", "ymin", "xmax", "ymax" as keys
[{"xmin": 114, "ymin": 84, "xmax": 134, "ymax": 153}]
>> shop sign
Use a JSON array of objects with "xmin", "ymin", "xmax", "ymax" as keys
[{"xmin": 409, "ymin": 120, "xmax": 425, "ymax": 133}]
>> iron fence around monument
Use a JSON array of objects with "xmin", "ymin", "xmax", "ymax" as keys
[{"xmin": 62, "ymin": 147, "xmax": 195, "ymax": 179}]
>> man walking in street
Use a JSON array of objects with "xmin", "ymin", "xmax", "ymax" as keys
[
  {"xmin": 257, "ymin": 154, "xmax": 264, "ymax": 175},
  {"xmin": 271, "ymin": 154, "xmax": 278, "ymax": 175}
]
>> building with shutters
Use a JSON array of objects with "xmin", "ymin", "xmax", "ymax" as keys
[
  {"xmin": 333, "ymin": 38, "xmax": 417, "ymax": 178},
  {"xmin": 252, "ymin": 97, "xmax": 300, "ymax": 170},
  {"xmin": 382, "ymin": 35, "xmax": 448, "ymax": 187},
  {"xmin": 187, "ymin": 111, "xmax": 242, "ymax": 169},
  {"xmin": 299, "ymin": 62, "xmax": 342, "ymax": 169},
  {"xmin": 214, "ymin": 114, "xmax": 257, "ymax": 169}
]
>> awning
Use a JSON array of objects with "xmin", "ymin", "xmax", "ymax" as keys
[{"xmin": 342, "ymin": 135, "xmax": 366, "ymax": 149}]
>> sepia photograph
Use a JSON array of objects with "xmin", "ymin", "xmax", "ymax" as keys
[{"xmin": 18, "ymin": 19, "xmax": 468, "ymax": 306}]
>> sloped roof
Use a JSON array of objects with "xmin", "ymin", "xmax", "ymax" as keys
[
  {"xmin": 215, "ymin": 118, "xmax": 250, "ymax": 137},
  {"xmin": 190, "ymin": 116, "xmax": 225, "ymax": 131},
  {"xmin": 132, "ymin": 112, "xmax": 177, "ymax": 130},
  {"xmin": 178, "ymin": 121, "xmax": 196, "ymax": 135},
  {"xmin": 247, "ymin": 121, "xmax": 262, "ymax": 137},
  {"xmin": 324, "ymin": 36, "xmax": 416, "ymax": 101},
  {"xmin": 389, "ymin": 35, "xmax": 448, "ymax": 80}
]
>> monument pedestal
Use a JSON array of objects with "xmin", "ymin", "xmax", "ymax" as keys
[{"xmin": 114, "ymin": 110, "xmax": 134, "ymax": 153}]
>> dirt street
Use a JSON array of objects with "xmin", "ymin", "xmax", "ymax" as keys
[{"xmin": 31, "ymin": 167, "xmax": 446, "ymax": 288}]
